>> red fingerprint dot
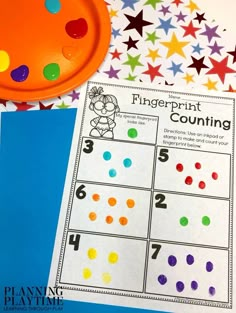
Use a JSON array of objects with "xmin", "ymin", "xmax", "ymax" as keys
[
  {"xmin": 176, "ymin": 163, "xmax": 184, "ymax": 172},
  {"xmin": 185, "ymin": 176, "xmax": 193, "ymax": 185},
  {"xmin": 195, "ymin": 162, "xmax": 201, "ymax": 170},
  {"xmin": 199, "ymin": 181, "xmax": 206, "ymax": 189},
  {"xmin": 212, "ymin": 172, "xmax": 218, "ymax": 180}
]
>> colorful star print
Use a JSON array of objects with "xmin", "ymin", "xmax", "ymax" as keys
[{"xmin": 124, "ymin": 10, "xmax": 153, "ymax": 36}]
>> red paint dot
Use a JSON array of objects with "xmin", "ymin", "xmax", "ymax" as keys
[
  {"xmin": 65, "ymin": 18, "xmax": 88, "ymax": 39},
  {"xmin": 185, "ymin": 176, "xmax": 193, "ymax": 185},
  {"xmin": 212, "ymin": 172, "xmax": 218, "ymax": 180},
  {"xmin": 195, "ymin": 162, "xmax": 201, "ymax": 170},
  {"xmin": 199, "ymin": 181, "xmax": 206, "ymax": 189},
  {"xmin": 176, "ymin": 163, "xmax": 184, "ymax": 172}
]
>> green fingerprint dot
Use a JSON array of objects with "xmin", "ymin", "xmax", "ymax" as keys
[
  {"xmin": 128, "ymin": 128, "xmax": 138, "ymax": 139},
  {"xmin": 180, "ymin": 216, "xmax": 188, "ymax": 227},
  {"xmin": 43, "ymin": 63, "xmax": 60, "ymax": 81},
  {"xmin": 202, "ymin": 216, "xmax": 211, "ymax": 226}
]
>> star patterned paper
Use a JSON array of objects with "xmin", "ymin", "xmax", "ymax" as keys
[{"xmin": 1, "ymin": 0, "xmax": 236, "ymax": 112}]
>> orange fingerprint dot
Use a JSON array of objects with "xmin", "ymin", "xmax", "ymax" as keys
[
  {"xmin": 106, "ymin": 215, "xmax": 113, "ymax": 224},
  {"xmin": 92, "ymin": 193, "xmax": 100, "ymax": 201},
  {"xmin": 89, "ymin": 212, "xmax": 97, "ymax": 221},
  {"xmin": 119, "ymin": 216, "xmax": 128, "ymax": 226},
  {"xmin": 126, "ymin": 199, "xmax": 135, "ymax": 208},
  {"xmin": 108, "ymin": 197, "xmax": 117, "ymax": 206}
]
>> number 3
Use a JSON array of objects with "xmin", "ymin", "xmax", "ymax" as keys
[{"xmin": 83, "ymin": 140, "xmax": 94, "ymax": 154}]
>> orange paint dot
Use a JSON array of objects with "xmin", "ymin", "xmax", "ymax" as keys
[
  {"xmin": 108, "ymin": 197, "xmax": 117, "ymax": 206},
  {"xmin": 126, "ymin": 199, "xmax": 135, "ymax": 208},
  {"xmin": 89, "ymin": 212, "xmax": 97, "ymax": 221},
  {"xmin": 119, "ymin": 216, "xmax": 128, "ymax": 226},
  {"xmin": 106, "ymin": 215, "xmax": 113, "ymax": 224},
  {"xmin": 92, "ymin": 193, "xmax": 100, "ymax": 201}
]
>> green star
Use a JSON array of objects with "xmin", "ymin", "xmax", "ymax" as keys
[
  {"xmin": 56, "ymin": 101, "xmax": 70, "ymax": 109},
  {"xmin": 125, "ymin": 73, "xmax": 137, "ymax": 81},
  {"xmin": 144, "ymin": 0, "xmax": 163, "ymax": 9},
  {"xmin": 123, "ymin": 54, "xmax": 143, "ymax": 72},
  {"xmin": 146, "ymin": 31, "xmax": 159, "ymax": 44}
]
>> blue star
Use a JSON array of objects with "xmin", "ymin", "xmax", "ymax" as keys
[
  {"xmin": 156, "ymin": 17, "xmax": 176, "ymax": 35},
  {"xmin": 121, "ymin": 0, "xmax": 139, "ymax": 10},
  {"xmin": 192, "ymin": 43, "xmax": 204, "ymax": 54},
  {"xmin": 167, "ymin": 61, "xmax": 183, "ymax": 76},
  {"xmin": 112, "ymin": 28, "xmax": 122, "ymax": 39}
]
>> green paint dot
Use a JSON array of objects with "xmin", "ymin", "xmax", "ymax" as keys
[
  {"xmin": 180, "ymin": 216, "xmax": 188, "ymax": 227},
  {"xmin": 128, "ymin": 128, "xmax": 138, "ymax": 139},
  {"xmin": 43, "ymin": 63, "xmax": 60, "ymax": 81},
  {"xmin": 202, "ymin": 216, "xmax": 211, "ymax": 226}
]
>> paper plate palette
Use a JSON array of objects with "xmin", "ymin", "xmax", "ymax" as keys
[{"xmin": 0, "ymin": 0, "xmax": 111, "ymax": 101}]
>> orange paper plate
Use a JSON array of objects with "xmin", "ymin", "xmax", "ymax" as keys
[{"xmin": 0, "ymin": 0, "xmax": 111, "ymax": 101}]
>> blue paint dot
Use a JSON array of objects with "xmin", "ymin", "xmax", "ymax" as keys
[
  {"xmin": 109, "ymin": 169, "xmax": 117, "ymax": 178},
  {"xmin": 45, "ymin": 0, "xmax": 61, "ymax": 14},
  {"xmin": 206, "ymin": 261, "xmax": 213, "ymax": 272},
  {"xmin": 209, "ymin": 286, "xmax": 216, "ymax": 296},
  {"xmin": 123, "ymin": 158, "xmax": 132, "ymax": 168},
  {"xmin": 191, "ymin": 281, "xmax": 198, "ymax": 290},
  {"xmin": 176, "ymin": 281, "xmax": 185, "ymax": 292},
  {"xmin": 168, "ymin": 255, "xmax": 177, "ymax": 267},
  {"xmin": 158, "ymin": 274, "xmax": 167, "ymax": 285},
  {"xmin": 103, "ymin": 151, "xmax": 112, "ymax": 161},
  {"xmin": 186, "ymin": 254, "xmax": 194, "ymax": 265}
]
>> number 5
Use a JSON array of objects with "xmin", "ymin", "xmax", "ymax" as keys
[{"xmin": 158, "ymin": 148, "xmax": 169, "ymax": 162}]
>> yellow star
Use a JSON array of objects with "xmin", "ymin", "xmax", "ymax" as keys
[
  {"xmin": 146, "ymin": 48, "xmax": 161, "ymax": 62},
  {"xmin": 203, "ymin": 78, "xmax": 218, "ymax": 90},
  {"xmin": 110, "ymin": 9, "xmax": 118, "ymax": 18},
  {"xmin": 183, "ymin": 73, "xmax": 194, "ymax": 84},
  {"xmin": 185, "ymin": 0, "xmax": 199, "ymax": 13},
  {"xmin": 160, "ymin": 32, "xmax": 189, "ymax": 58}
]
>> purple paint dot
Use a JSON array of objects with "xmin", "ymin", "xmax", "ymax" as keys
[
  {"xmin": 176, "ymin": 281, "xmax": 185, "ymax": 292},
  {"xmin": 191, "ymin": 280, "xmax": 198, "ymax": 290},
  {"xmin": 157, "ymin": 274, "xmax": 167, "ymax": 285},
  {"xmin": 209, "ymin": 286, "xmax": 216, "ymax": 296},
  {"xmin": 168, "ymin": 255, "xmax": 177, "ymax": 267},
  {"xmin": 206, "ymin": 261, "xmax": 213, "ymax": 272},
  {"xmin": 186, "ymin": 254, "xmax": 194, "ymax": 265},
  {"xmin": 11, "ymin": 65, "xmax": 29, "ymax": 82}
]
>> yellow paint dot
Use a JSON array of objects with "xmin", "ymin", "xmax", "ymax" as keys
[
  {"xmin": 126, "ymin": 199, "xmax": 135, "ymax": 208},
  {"xmin": 92, "ymin": 193, "xmax": 100, "ymax": 201},
  {"xmin": 83, "ymin": 268, "xmax": 92, "ymax": 279},
  {"xmin": 108, "ymin": 197, "xmax": 117, "ymax": 206},
  {"xmin": 106, "ymin": 215, "xmax": 113, "ymax": 224},
  {"xmin": 119, "ymin": 216, "xmax": 128, "ymax": 226},
  {"xmin": 87, "ymin": 248, "xmax": 97, "ymax": 260},
  {"xmin": 89, "ymin": 212, "xmax": 97, "ymax": 221},
  {"xmin": 102, "ymin": 272, "xmax": 112, "ymax": 284},
  {"xmin": 108, "ymin": 252, "xmax": 119, "ymax": 264},
  {"xmin": 0, "ymin": 50, "xmax": 10, "ymax": 72}
]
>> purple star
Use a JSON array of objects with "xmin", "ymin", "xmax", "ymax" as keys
[
  {"xmin": 208, "ymin": 41, "xmax": 224, "ymax": 55},
  {"xmin": 159, "ymin": 5, "xmax": 171, "ymax": 16},
  {"xmin": 175, "ymin": 11, "xmax": 187, "ymax": 22},
  {"xmin": 200, "ymin": 24, "xmax": 221, "ymax": 43},
  {"xmin": 104, "ymin": 65, "xmax": 120, "ymax": 78},
  {"xmin": 68, "ymin": 90, "xmax": 80, "ymax": 102}
]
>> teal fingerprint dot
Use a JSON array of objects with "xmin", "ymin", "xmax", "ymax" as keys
[
  {"xmin": 180, "ymin": 216, "xmax": 188, "ymax": 227},
  {"xmin": 103, "ymin": 151, "xmax": 112, "ymax": 161},
  {"xmin": 128, "ymin": 128, "xmax": 138, "ymax": 139},
  {"xmin": 43, "ymin": 63, "xmax": 60, "ymax": 81},
  {"xmin": 123, "ymin": 158, "xmax": 132, "ymax": 168},
  {"xmin": 109, "ymin": 169, "xmax": 117, "ymax": 177}
]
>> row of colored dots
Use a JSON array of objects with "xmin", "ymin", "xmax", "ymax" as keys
[
  {"xmin": 87, "ymin": 248, "xmax": 119, "ymax": 264},
  {"xmin": 157, "ymin": 275, "xmax": 216, "ymax": 296},
  {"xmin": 89, "ymin": 212, "xmax": 129, "ymax": 226},
  {"xmin": 92, "ymin": 194, "xmax": 135, "ymax": 208},
  {"xmin": 83, "ymin": 268, "xmax": 112, "ymax": 284},
  {"xmin": 103, "ymin": 151, "xmax": 132, "ymax": 168},
  {"xmin": 179, "ymin": 215, "xmax": 211, "ymax": 226},
  {"xmin": 176, "ymin": 162, "xmax": 218, "ymax": 179},
  {"xmin": 167, "ymin": 255, "xmax": 214, "ymax": 272}
]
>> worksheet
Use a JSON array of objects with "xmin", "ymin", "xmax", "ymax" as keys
[{"xmin": 48, "ymin": 78, "xmax": 236, "ymax": 313}]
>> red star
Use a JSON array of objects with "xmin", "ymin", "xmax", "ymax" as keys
[
  {"xmin": 181, "ymin": 21, "xmax": 201, "ymax": 38},
  {"xmin": 13, "ymin": 101, "xmax": 35, "ymax": 111},
  {"xmin": 0, "ymin": 98, "xmax": 8, "ymax": 107},
  {"xmin": 171, "ymin": 0, "xmax": 184, "ymax": 6},
  {"xmin": 110, "ymin": 49, "xmax": 122, "ymax": 60},
  {"xmin": 206, "ymin": 56, "xmax": 236, "ymax": 83},
  {"xmin": 39, "ymin": 102, "xmax": 54, "ymax": 110},
  {"xmin": 142, "ymin": 63, "xmax": 163, "ymax": 82}
]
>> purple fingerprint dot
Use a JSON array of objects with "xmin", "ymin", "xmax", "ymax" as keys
[
  {"xmin": 168, "ymin": 255, "xmax": 177, "ymax": 267},
  {"xmin": 191, "ymin": 280, "xmax": 198, "ymax": 290},
  {"xmin": 186, "ymin": 254, "xmax": 194, "ymax": 265},
  {"xmin": 206, "ymin": 261, "xmax": 213, "ymax": 272},
  {"xmin": 158, "ymin": 274, "xmax": 167, "ymax": 285},
  {"xmin": 176, "ymin": 281, "xmax": 185, "ymax": 292},
  {"xmin": 209, "ymin": 286, "xmax": 216, "ymax": 296}
]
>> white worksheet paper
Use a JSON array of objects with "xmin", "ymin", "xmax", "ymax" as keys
[{"xmin": 48, "ymin": 78, "xmax": 236, "ymax": 313}]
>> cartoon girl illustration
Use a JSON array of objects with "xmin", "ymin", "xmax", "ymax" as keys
[{"xmin": 88, "ymin": 86, "xmax": 120, "ymax": 139}]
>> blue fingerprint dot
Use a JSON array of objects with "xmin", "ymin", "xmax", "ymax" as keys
[
  {"xmin": 123, "ymin": 158, "xmax": 132, "ymax": 168},
  {"xmin": 103, "ymin": 151, "xmax": 112, "ymax": 161},
  {"xmin": 109, "ymin": 169, "xmax": 117, "ymax": 178}
]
